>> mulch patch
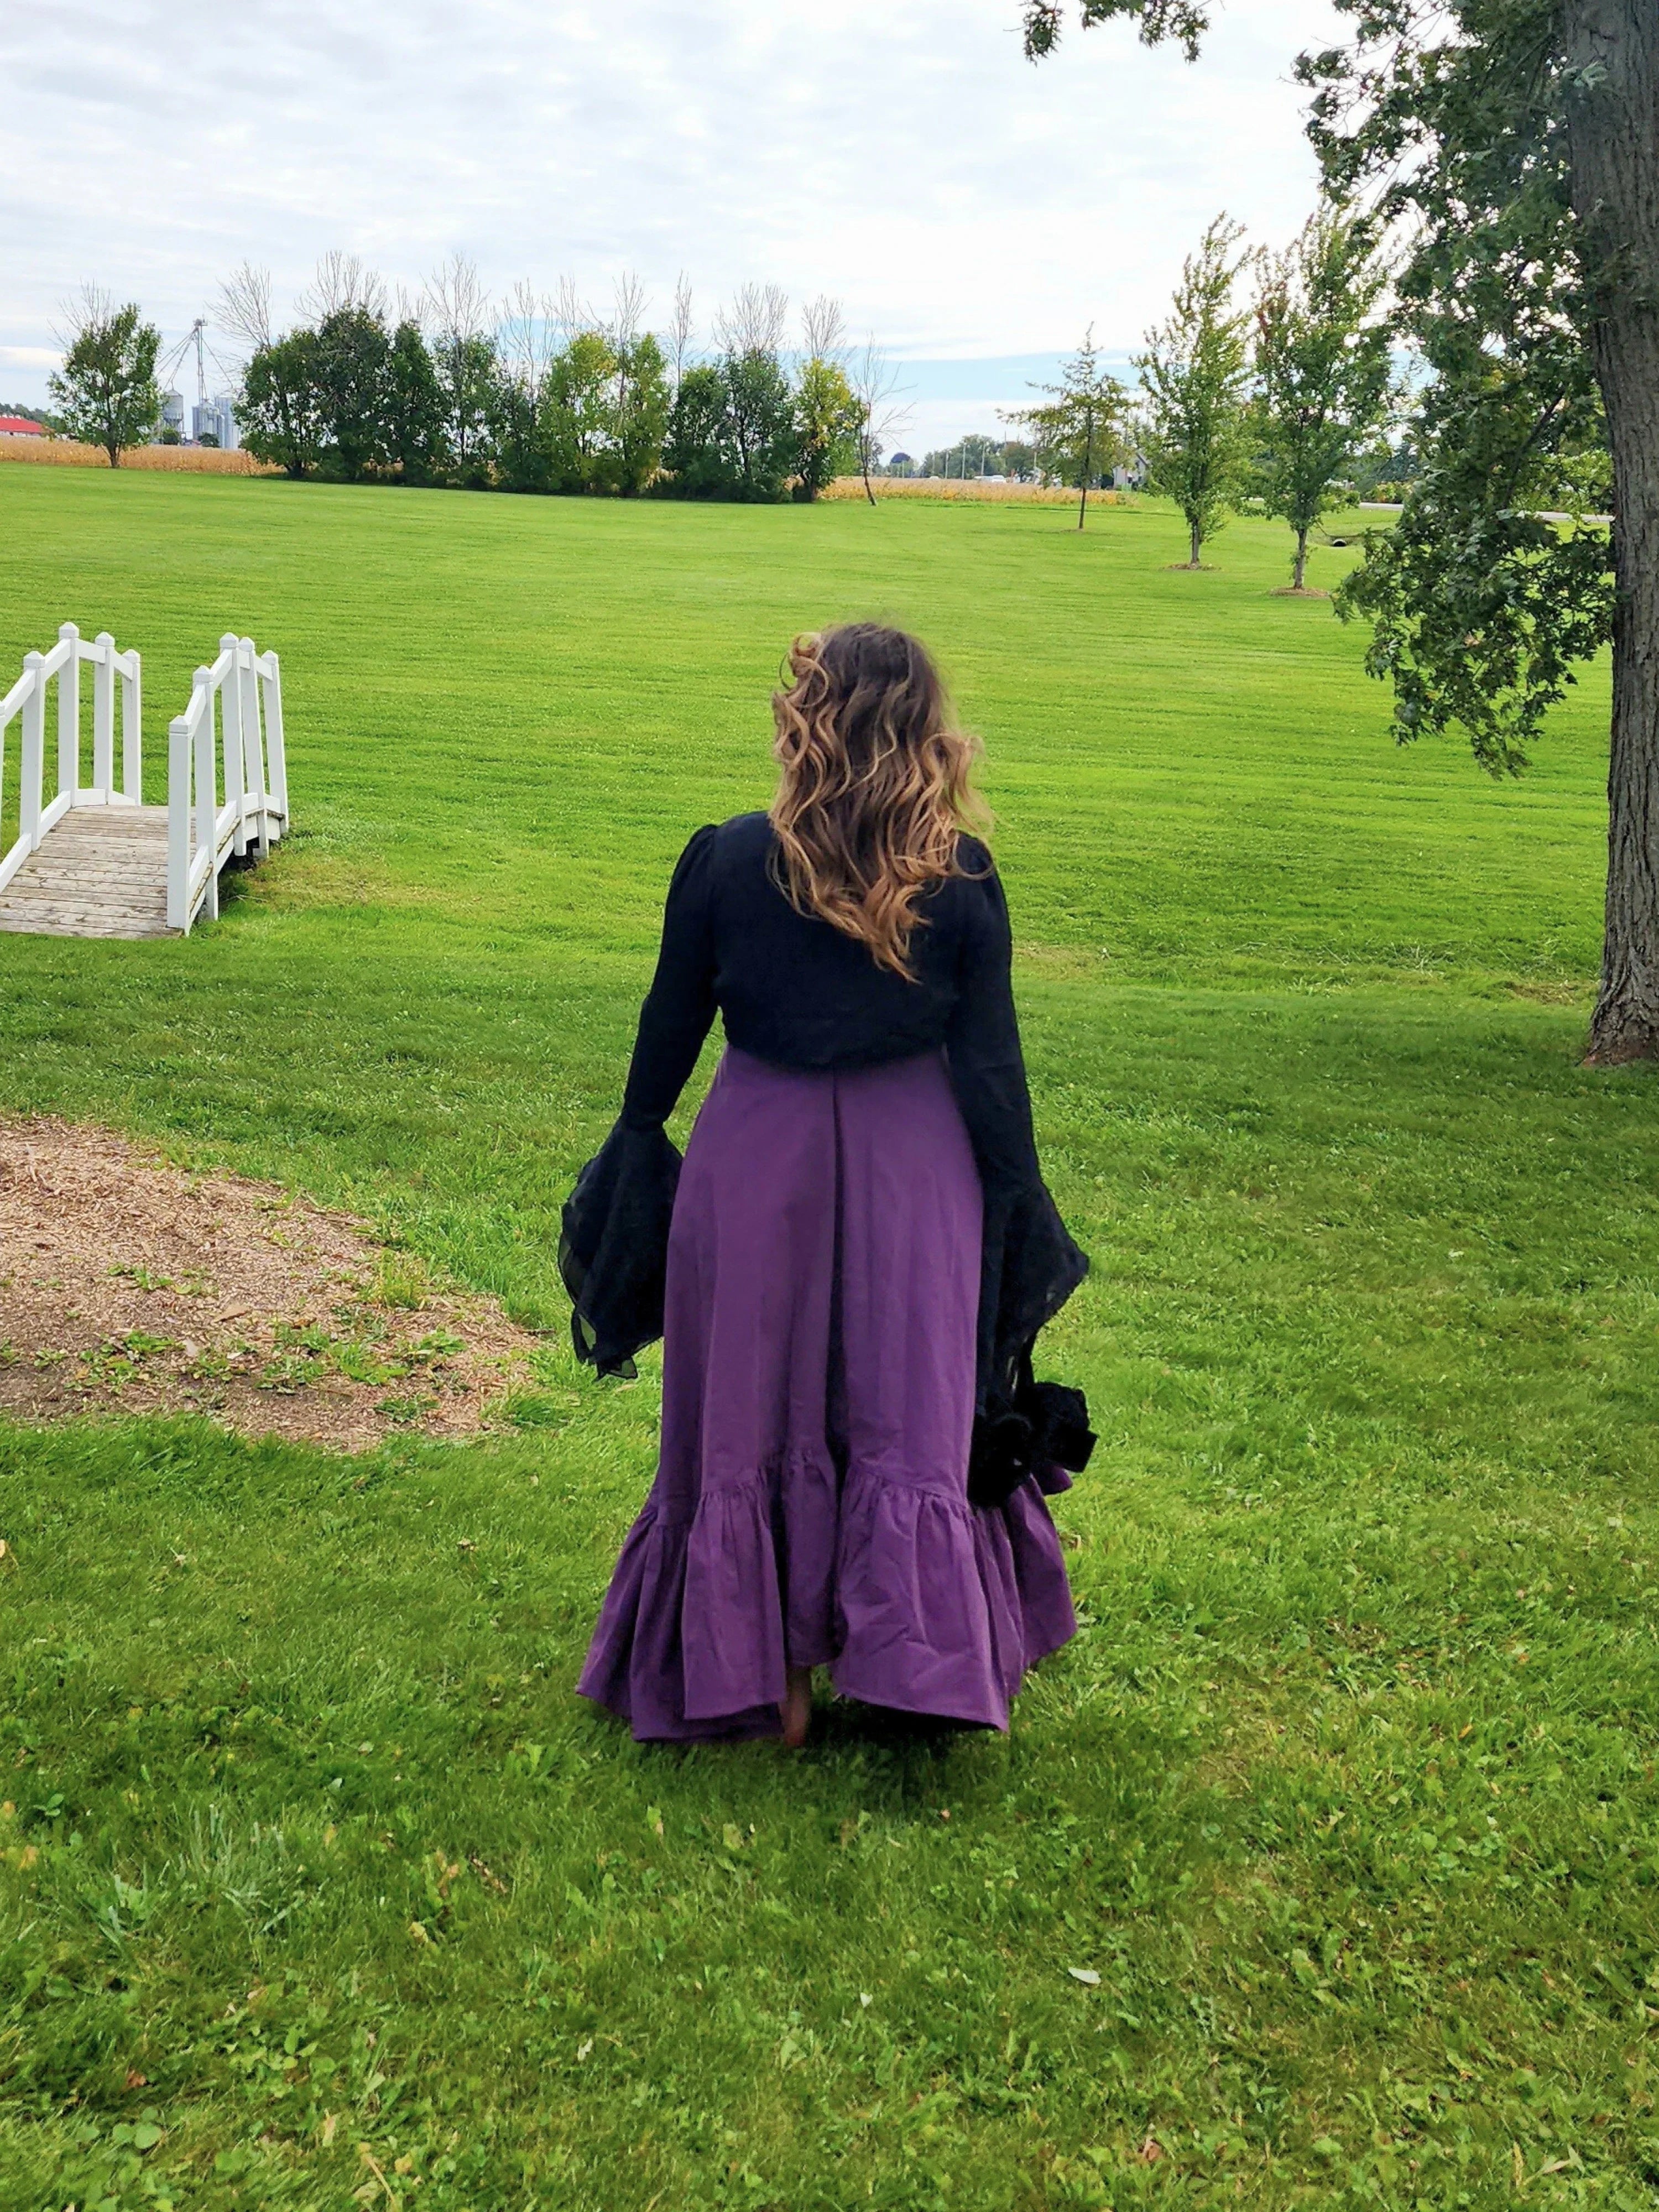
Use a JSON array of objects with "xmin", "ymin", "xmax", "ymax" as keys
[{"xmin": 0, "ymin": 1120, "xmax": 548, "ymax": 1450}]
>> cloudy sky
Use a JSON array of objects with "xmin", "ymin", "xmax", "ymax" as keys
[{"xmin": 2, "ymin": 0, "xmax": 1343, "ymax": 447}]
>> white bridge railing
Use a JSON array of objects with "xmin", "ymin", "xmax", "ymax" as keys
[
  {"xmin": 0, "ymin": 623, "xmax": 142, "ymax": 894},
  {"xmin": 167, "ymin": 634, "xmax": 288, "ymax": 933}
]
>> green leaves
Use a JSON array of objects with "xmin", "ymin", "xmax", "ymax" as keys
[
  {"xmin": 1003, "ymin": 328, "xmax": 1126, "ymax": 523},
  {"xmin": 1021, "ymin": 0, "xmax": 1212, "ymax": 66},
  {"xmin": 1299, "ymin": 0, "xmax": 1619, "ymax": 770},
  {"xmin": 1337, "ymin": 487, "xmax": 1615, "ymax": 776},
  {"xmin": 1251, "ymin": 206, "xmax": 1394, "ymax": 586},
  {"xmin": 48, "ymin": 291, "xmax": 163, "ymax": 467},
  {"xmin": 1134, "ymin": 217, "xmax": 1258, "ymax": 564}
]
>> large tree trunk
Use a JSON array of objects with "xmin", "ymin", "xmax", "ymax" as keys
[
  {"xmin": 1292, "ymin": 525, "xmax": 1310, "ymax": 591},
  {"xmin": 1567, "ymin": 0, "xmax": 1659, "ymax": 1062}
]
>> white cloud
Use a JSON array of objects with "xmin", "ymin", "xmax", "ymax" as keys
[{"xmin": 0, "ymin": 0, "xmax": 1345, "ymax": 428}]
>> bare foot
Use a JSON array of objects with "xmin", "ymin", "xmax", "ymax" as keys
[{"xmin": 780, "ymin": 1665, "xmax": 813, "ymax": 1750}]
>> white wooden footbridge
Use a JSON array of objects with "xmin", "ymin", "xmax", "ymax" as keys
[{"xmin": 0, "ymin": 624, "xmax": 288, "ymax": 940}]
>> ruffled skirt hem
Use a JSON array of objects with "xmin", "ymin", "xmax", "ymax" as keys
[{"xmin": 576, "ymin": 1457, "xmax": 1076, "ymax": 1742}]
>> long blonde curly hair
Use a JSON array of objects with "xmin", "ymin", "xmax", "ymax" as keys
[{"xmin": 768, "ymin": 624, "xmax": 989, "ymax": 980}]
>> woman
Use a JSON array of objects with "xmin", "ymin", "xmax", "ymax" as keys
[{"xmin": 563, "ymin": 624, "xmax": 1092, "ymax": 1747}]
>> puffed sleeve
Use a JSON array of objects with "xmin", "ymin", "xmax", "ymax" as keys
[
  {"xmin": 560, "ymin": 827, "xmax": 719, "ymax": 1377},
  {"xmin": 945, "ymin": 857, "xmax": 1094, "ymax": 1507}
]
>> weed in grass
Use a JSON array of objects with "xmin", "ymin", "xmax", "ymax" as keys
[
  {"xmin": 121, "ymin": 1330, "xmax": 181, "ymax": 1358},
  {"xmin": 257, "ymin": 1352, "xmax": 317, "ymax": 1392},
  {"xmin": 372, "ymin": 1254, "xmax": 431, "ymax": 1310},
  {"xmin": 326, "ymin": 1340, "xmax": 405, "ymax": 1387},
  {"xmin": 376, "ymin": 1392, "xmax": 439, "ymax": 1424}
]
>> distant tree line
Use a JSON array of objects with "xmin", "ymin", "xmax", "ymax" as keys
[
  {"xmin": 216, "ymin": 260, "xmax": 880, "ymax": 503},
  {"xmin": 917, "ymin": 436, "xmax": 1039, "ymax": 481},
  {"xmin": 34, "ymin": 232, "xmax": 1420, "ymax": 561},
  {"xmin": 36, "ymin": 231, "xmax": 1432, "ymax": 577}
]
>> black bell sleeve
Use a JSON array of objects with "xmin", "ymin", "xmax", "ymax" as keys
[
  {"xmin": 944, "ymin": 862, "xmax": 1094, "ymax": 1507},
  {"xmin": 559, "ymin": 827, "xmax": 718, "ymax": 1376}
]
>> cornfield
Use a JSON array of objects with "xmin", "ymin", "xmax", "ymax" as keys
[
  {"xmin": 823, "ymin": 476, "xmax": 1131, "ymax": 507},
  {"xmin": 0, "ymin": 437, "xmax": 279, "ymax": 476}
]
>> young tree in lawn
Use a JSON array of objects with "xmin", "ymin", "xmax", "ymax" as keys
[
  {"xmin": 1253, "ymin": 206, "xmax": 1392, "ymax": 591},
  {"xmin": 1020, "ymin": 0, "xmax": 1657, "ymax": 1065},
  {"xmin": 792, "ymin": 354, "xmax": 863, "ymax": 500},
  {"xmin": 48, "ymin": 289, "xmax": 161, "ymax": 466},
  {"xmin": 1135, "ymin": 217, "xmax": 1256, "ymax": 566},
  {"xmin": 1003, "ymin": 326, "xmax": 1125, "ymax": 529},
  {"xmin": 384, "ymin": 320, "xmax": 447, "ymax": 481},
  {"xmin": 849, "ymin": 340, "xmax": 910, "ymax": 506},
  {"xmin": 238, "ymin": 331, "xmax": 325, "ymax": 478},
  {"xmin": 313, "ymin": 305, "xmax": 392, "ymax": 481}
]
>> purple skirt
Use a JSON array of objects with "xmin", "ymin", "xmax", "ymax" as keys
[{"xmin": 577, "ymin": 1048, "xmax": 1077, "ymax": 1741}]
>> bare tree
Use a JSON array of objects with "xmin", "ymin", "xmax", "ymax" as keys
[
  {"xmin": 296, "ymin": 250, "xmax": 387, "ymax": 326},
  {"xmin": 420, "ymin": 252, "xmax": 492, "ymax": 348},
  {"xmin": 421, "ymin": 254, "xmax": 495, "ymax": 468},
  {"xmin": 667, "ymin": 273, "xmax": 696, "ymax": 389},
  {"xmin": 217, "ymin": 263, "xmax": 273, "ymax": 356},
  {"xmin": 801, "ymin": 295, "xmax": 848, "ymax": 366},
  {"xmin": 715, "ymin": 281, "xmax": 790, "ymax": 357},
  {"xmin": 611, "ymin": 272, "xmax": 648, "ymax": 350},
  {"xmin": 551, "ymin": 275, "xmax": 593, "ymax": 347},
  {"xmin": 499, "ymin": 280, "xmax": 557, "ymax": 394},
  {"xmin": 849, "ymin": 338, "xmax": 912, "ymax": 505}
]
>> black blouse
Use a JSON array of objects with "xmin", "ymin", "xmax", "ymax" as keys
[{"xmin": 560, "ymin": 812, "xmax": 1093, "ymax": 1506}]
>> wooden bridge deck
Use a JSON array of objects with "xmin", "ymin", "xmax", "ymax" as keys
[{"xmin": 0, "ymin": 807, "xmax": 176, "ymax": 940}]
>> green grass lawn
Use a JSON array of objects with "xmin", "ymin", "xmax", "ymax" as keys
[{"xmin": 2, "ymin": 463, "xmax": 1656, "ymax": 2212}]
